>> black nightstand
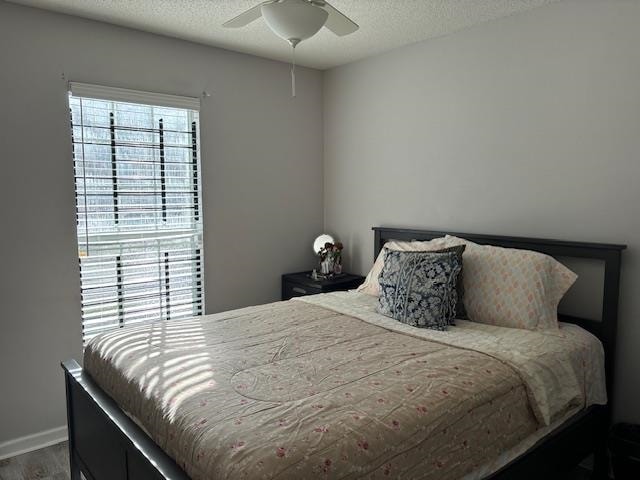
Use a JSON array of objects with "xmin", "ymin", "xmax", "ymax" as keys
[{"xmin": 281, "ymin": 271, "xmax": 365, "ymax": 301}]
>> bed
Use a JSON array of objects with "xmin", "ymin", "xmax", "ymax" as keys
[{"xmin": 62, "ymin": 226, "xmax": 626, "ymax": 480}]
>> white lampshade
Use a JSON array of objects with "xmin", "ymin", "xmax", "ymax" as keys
[
  {"xmin": 261, "ymin": 0, "xmax": 328, "ymax": 45},
  {"xmin": 313, "ymin": 234, "xmax": 335, "ymax": 255}
]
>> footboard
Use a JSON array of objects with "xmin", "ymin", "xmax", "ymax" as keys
[{"xmin": 62, "ymin": 359, "xmax": 190, "ymax": 480}]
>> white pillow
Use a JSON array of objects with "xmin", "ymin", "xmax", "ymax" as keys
[
  {"xmin": 443, "ymin": 235, "xmax": 577, "ymax": 330},
  {"xmin": 357, "ymin": 237, "xmax": 450, "ymax": 296}
]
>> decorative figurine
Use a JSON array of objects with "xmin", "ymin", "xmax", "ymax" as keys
[{"xmin": 317, "ymin": 240, "xmax": 343, "ymax": 279}]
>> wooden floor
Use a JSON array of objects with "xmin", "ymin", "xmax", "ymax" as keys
[
  {"xmin": 0, "ymin": 442, "xmax": 69, "ymax": 480},
  {"xmin": 0, "ymin": 441, "xmax": 594, "ymax": 479}
]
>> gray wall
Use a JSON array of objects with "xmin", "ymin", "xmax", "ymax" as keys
[
  {"xmin": 0, "ymin": 2, "xmax": 323, "ymax": 443},
  {"xmin": 324, "ymin": 0, "xmax": 640, "ymax": 422}
]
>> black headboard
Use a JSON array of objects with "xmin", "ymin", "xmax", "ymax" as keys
[{"xmin": 373, "ymin": 226, "xmax": 626, "ymax": 397}]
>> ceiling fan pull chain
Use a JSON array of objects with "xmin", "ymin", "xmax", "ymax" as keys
[{"xmin": 291, "ymin": 44, "xmax": 296, "ymax": 97}]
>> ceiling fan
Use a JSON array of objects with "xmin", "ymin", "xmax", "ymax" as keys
[
  {"xmin": 224, "ymin": 0, "xmax": 358, "ymax": 45},
  {"xmin": 223, "ymin": 0, "xmax": 359, "ymax": 96}
]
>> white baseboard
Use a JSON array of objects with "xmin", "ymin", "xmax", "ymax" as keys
[{"xmin": 0, "ymin": 426, "xmax": 68, "ymax": 461}]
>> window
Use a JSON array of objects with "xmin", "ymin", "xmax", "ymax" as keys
[{"xmin": 69, "ymin": 83, "xmax": 204, "ymax": 343}]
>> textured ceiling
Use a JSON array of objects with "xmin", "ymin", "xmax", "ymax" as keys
[{"xmin": 8, "ymin": 0, "xmax": 561, "ymax": 69}]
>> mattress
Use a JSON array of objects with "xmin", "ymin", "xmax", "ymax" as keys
[{"xmin": 83, "ymin": 291, "xmax": 605, "ymax": 479}]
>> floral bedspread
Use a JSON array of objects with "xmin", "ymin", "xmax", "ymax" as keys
[
  {"xmin": 299, "ymin": 291, "xmax": 606, "ymax": 426},
  {"xmin": 84, "ymin": 295, "xmax": 604, "ymax": 479}
]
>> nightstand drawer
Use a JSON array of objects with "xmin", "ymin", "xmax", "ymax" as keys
[{"xmin": 282, "ymin": 281, "xmax": 321, "ymax": 300}]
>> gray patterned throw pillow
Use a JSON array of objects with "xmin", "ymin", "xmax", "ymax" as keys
[{"xmin": 377, "ymin": 248, "xmax": 462, "ymax": 330}]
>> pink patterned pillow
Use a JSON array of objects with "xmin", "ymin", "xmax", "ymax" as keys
[{"xmin": 444, "ymin": 235, "xmax": 577, "ymax": 330}]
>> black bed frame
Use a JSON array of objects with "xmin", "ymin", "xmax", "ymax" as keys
[{"xmin": 62, "ymin": 226, "xmax": 626, "ymax": 480}]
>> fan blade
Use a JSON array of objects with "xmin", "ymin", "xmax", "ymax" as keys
[
  {"xmin": 223, "ymin": 2, "xmax": 266, "ymax": 28},
  {"xmin": 321, "ymin": 1, "xmax": 358, "ymax": 36}
]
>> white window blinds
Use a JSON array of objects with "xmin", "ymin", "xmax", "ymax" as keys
[{"xmin": 69, "ymin": 84, "xmax": 204, "ymax": 343}]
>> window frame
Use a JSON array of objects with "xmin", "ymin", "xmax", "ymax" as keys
[{"xmin": 67, "ymin": 83, "xmax": 205, "ymax": 343}]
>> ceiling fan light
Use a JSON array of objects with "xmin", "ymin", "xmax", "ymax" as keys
[{"xmin": 261, "ymin": 1, "xmax": 329, "ymax": 44}]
